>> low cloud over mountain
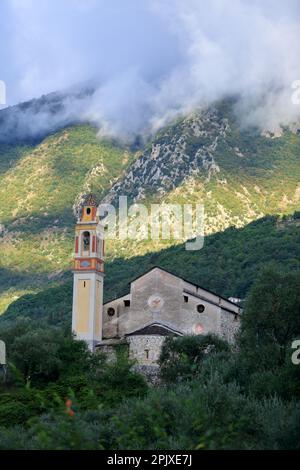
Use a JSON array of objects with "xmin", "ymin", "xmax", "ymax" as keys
[{"xmin": 0, "ymin": 0, "xmax": 300, "ymax": 140}]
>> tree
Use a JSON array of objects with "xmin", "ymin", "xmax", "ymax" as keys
[
  {"xmin": 8, "ymin": 327, "xmax": 89, "ymax": 386},
  {"xmin": 159, "ymin": 334, "xmax": 230, "ymax": 383},
  {"xmin": 238, "ymin": 267, "xmax": 300, "ymax": 370}
]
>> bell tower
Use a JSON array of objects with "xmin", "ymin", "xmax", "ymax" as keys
[{"xmin": 72, "ymin": 194, "xmax": 104, "ymax": 351}]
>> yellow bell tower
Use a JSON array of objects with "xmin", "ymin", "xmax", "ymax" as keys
[{"xmin": 71, "ymin": 194, "xmax": 104, "ymax": 351}]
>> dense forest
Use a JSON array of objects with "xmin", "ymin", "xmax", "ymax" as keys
[
  {"xmin": 0, "ymin": 102, "xmax": 299, "ymax": 315},
  {"xmin": 2, "ymin": 214, "xmax": 299, "ymax": 328},
  {"xmin": 0, "ymin": 215, "xmax": 299, "ymax": 449}
]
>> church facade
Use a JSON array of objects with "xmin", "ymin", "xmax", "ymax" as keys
[{"xmin": 71, "ymin": 196, "xmax": 242, "ymax": 365}]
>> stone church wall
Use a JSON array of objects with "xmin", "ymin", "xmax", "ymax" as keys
[
  {"xmin": 219, "ymin": 308, "xmax": 241, "ymax": 343},
  {"xmin": 102, "ymin": 269, "xmax": 241, "ymax": 341},
  {"xmin": 120, "ymin": 270, "xmax": 182, "ymax": 337},
  {"xmin": 127, "ymin": 335, "xmax": 166, "ymax": 365}
]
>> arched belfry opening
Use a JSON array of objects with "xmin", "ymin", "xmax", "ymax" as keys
[{"xmin": 82, "ymin": 231, "xmax": 90, "ymax": 254}]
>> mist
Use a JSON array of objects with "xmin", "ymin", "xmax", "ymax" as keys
[{"xmin": 0, "ymin": 0, "xmax": 300, "ymax": 141}]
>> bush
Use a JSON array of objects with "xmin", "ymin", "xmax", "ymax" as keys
[
  {"xmin": 89, "ymin": 351, "xmax": 148, "ymax": 407},
  {"xmin": 238, "ymin": 267, "xmax": 300, "ymax": 371},
  {"xmin": 159, "ymin": 334, "xmax": 230, "ymax": 383},
  {"xmin": 1, "ymin": 373, "xmax": 299, "ymax": 450}
]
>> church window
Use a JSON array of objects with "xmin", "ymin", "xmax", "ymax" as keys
[
  {"xmin": 183, "ymin": 295, "xmax": 188, "ymax": 303},
  {"xmin": 86, "ymin": 207, "xmax": 91, "ymax": 215},
  {"xmin": 107, "ymin": 307, "xmax": 115, "ymax": 317},
  {"xmin": 82, "ymin": 231, "xmax": 90, "ymax": 251},
  {"xmin": 197, "ymin": 304, "xmax": 205, "ymax": 313},
  {"xmin": 83, "ymin": 281, "xmax": 86, "ymax": 288},
  {"xmin": 234, "ymin": 314, "xmax": 238, "ymax": 321},
  {"xmin": 124, "ymin": 300, "xmax": 130, "ymax": 307},
  {"xmin": 145, "ymin": 349, "xmax": 149, "ymax": 359}
]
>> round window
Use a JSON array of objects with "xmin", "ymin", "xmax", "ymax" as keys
[
  {"xmin": 197, "ymin": 304, "xmax": 205, "ymax": 313},
  {"xmin": 107, "ymin": 307, "xmax": 115, "ymax": 317}
]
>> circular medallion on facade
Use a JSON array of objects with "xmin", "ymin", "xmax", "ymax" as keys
[
  {"xmin": 81, "ymin": 260, "xmax": 91, "ymax": 267},
  {"xmin": 147, "ymin": 294, "xmax": 164, "ymax": 312},
  {"xmin": 194, "ymin": 323, "xmax": 204, "ymax": 335}
]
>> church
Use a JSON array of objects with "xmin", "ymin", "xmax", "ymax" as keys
[{"xmin": 72, "ymin": 195, "xmax": 242, "ymax": 365}]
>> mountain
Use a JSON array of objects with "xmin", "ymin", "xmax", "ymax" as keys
[
  {"xmin": 0, "ymin": 94, "xmax": 299, "ymax": 315},
  {"xmin": 1, "ymin": 214, "xmax": 299, "ymax": 329},
  {"xmin": 0, "ymin": 86, "xmax": 94, "ymax": 144},
  {"xmin": 105, "ymin": 100, "xmax": 300, "ymax": 235}
]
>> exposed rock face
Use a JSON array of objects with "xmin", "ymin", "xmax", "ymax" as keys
[{"xmin": 103, "ymin": 107, "xmax": 228, "ymax": 204}]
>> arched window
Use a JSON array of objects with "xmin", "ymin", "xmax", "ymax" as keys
[{"xmin": 82, "ymin": 231, "xmax": 90, "ymax": 253}]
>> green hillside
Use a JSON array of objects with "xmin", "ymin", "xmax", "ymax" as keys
[
  {"xmin": 0, "ymin": 124, "xmax": 136, "ymax": 312},
  {"xmin": 1, "ymin": 215, "xmax": 299, "ymax": 328},
  {"xmin": 107, "ymin": 101, "xmax": 300, "ymax": 234},
  {"xmin": 0, "ymin": 98, "xmax": 299, "ymax": 452},
  {"xmin": 0, "ymin": 98, "xmax": 299, "ymax": 315}
]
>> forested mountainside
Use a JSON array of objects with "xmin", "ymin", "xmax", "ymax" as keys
[
  {"xmin": 1, "ymin": 214, "xmax": 299, "ymax": 329},
  {"xmin": 0, "ymin": 94, "xmax": 299, "ymax": 314},
  {"xmin": 0, "ymin": 94, "xmax": 299, "ymax": 451}
]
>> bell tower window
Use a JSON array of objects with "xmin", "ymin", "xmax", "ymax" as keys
[
  {"xmin": 86, "ymin": 207, "xmax": 91, "ymax": 215},
  {"xmin": 82, "ymin": 231, "xmax": 90, "ymax": 254}
]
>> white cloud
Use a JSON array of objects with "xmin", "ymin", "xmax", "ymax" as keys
[{"xmin": 0, "ymin": 0, "xmax": 299, "ymax": 139}]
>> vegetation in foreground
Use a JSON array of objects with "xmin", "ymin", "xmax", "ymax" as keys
[{"xmin": 0, "ymin": 266, "xmax": 299, "ymax": 449}]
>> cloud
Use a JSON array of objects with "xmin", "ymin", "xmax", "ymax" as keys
[{"xmin": 0, "ymin": 0, "xmax": 299, "ymax": 140}]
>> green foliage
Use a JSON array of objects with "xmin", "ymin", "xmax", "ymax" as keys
[
  {"xmin": 0, "ymin": 374, "xmax": 299, "ymax": 450},
  {"xmin": 3, "ymin": 215, "xmax": 299, "ymax": 328},
  {"xmin": 0, "ymin": 104, "xmax": 299, "ymax": 449},
  {"xmin": 87, "ymin": 350, "xmax": 148, "ymax": 407},
  {"xmin": 0, "ymin": 316, "xmax": 148, "ymax": 431},
  {"xmin": 0, "ymin": 103, "xmax": 299, "ymax": 315},
  {"xmin": 0, "ymin": 388, "xmax": 50, "ymax": 427},
  {"xmin": 159, "ymin": 334, "xmax": 229, "ymax": 383},
  {"xmin": 0, "ymin": 322, "xmax": 89, "ymax": 386},
  {"xmin": 0, "ymin": 265, "xmax": 300, "ymax": 449},
  {"xmin": 0, "ymin": 124, "xmax": 135, "ymax": 313},
  {"xmin": 238, "ymin": 267, "xmax": 300, "ymax": 370}
]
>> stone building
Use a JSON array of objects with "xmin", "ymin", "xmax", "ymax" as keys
[
  {"xmin": 71, "ymin": 195, "xmax": 242, "ymax": 367},
  {"xmin": 101, "ymin": 267, "xmax": 241, "ymax": 365}
]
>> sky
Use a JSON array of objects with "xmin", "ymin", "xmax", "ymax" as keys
[{"xmin": 0, "ymin": 0, "xmax": 300, "ymax": 139}]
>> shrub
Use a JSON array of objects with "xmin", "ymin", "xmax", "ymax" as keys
[{"xmin": 159, "ymin": 334, "xmax": 230, "ymax": 383}]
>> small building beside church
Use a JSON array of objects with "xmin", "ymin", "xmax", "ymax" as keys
[{"xmin": 71, "ymin": 195, "xmax": 242, "ymax": 367}]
